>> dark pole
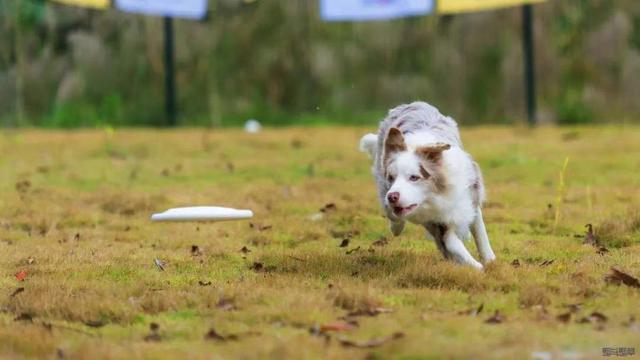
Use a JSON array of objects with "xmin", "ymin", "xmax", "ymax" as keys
[
  {"xmin": 163, "ymin": 16, "xmax": 177, "ymax": 126},
  {"xmin": 522, "ymin": 4, "xmax": 536, "ymax": 125}
]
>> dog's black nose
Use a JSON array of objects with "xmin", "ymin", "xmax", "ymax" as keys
[{"xmin": 387, "ymin": 192, "xmax": 400, "ymax": 204}]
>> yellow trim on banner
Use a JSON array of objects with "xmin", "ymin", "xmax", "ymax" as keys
[
  {"xmin": 52, "ymin": 0, "xmax": 110, "ymax": 9},
  {"xmin": 438, "ymin": 0, "xmax": 546, "ymax": 14}
]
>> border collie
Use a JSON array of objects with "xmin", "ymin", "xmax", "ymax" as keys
[{"xmin": 360, "ymin": 101, "xmax": 496, "ymax": 269}]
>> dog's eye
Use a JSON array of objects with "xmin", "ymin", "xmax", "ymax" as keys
[
  {"xmin": 409, "ymin": 175, "xmax": 421, "ymax": 182},
  {"xmin": 387, "ymin": 175, "xmax": 395, "ymax": 183}
]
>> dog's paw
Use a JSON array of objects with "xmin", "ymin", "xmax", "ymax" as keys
[{"xmin": 481, "ymin": 252, "xmax": 497, "ymax": 264}]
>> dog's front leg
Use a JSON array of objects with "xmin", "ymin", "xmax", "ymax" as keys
[
  {"xmin": 424, "ymin": 223, "xmax": 449, "ymax": 259},
  {"xmin": 470, "ymin": 208, "xmax": 496, "ymax": 263},
  {"xmin": 389, "ymin": 220, "xmax": 405, "ymax": 236},
  {"xmin": 442, "ymin": 227, "xmax": 483, "ymax": 269}
]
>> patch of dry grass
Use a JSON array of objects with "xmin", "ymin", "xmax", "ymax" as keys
[{"xmin": 1, "ymin": 126, "xmax": 640, "ymax": 359}]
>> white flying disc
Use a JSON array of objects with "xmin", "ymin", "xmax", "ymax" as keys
[{"xmin": 150, "ymin": 206, "xmax": 253, "ymax": 222}]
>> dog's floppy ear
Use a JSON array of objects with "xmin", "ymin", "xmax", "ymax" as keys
[
  {"xmin": 416, "ymin": 143, "xmax": 451, "ymax": 162},
  {"xmin": 384, "ymin": 127, "xmax": 406, "ymax": 157}
]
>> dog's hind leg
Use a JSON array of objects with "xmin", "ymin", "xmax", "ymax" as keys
[
  {"xmin": 442, "ymin": 227, "xmax": 483, "ymax": 269},
  {"xmin": 389, "ymin": 220, "xmax": 405, "ymax": 236},
  {"xmin": 471, "ymin": 208, "xmax": 496, "ymax": 263},
  {"xmin": 424, "ymin": 223, "xmax": 449, "ymax": 260}
]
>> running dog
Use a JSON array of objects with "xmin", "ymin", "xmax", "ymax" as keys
[{"xmin": 359, "ymin": 101, "xmax": 496, "ymax": 269}]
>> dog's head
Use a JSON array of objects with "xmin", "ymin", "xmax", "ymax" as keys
[{"xmin": 382, "ymin": 127, "xmax": 451, "ymax": 220}]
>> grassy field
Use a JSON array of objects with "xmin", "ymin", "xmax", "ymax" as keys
[{"xmin": 1, "ymin": 126, "xmax": 640, "ymax": 359}]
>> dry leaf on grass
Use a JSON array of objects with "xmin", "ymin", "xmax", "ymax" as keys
[
  {"xmin": 346, "ymin": 246, "xmax": 361, "ymax": 255},
  {"xmin": 510, "ymin": 259, "xmax": 521, "ymax": 268},
  {"xmin": 372, "ymin": 237, "xmax": 389, "ymax": 247},
  {"xmin": 191, "ymin": 245, "xmax": 203, "ymax": 256},
  {"xmin": 556, "ymin": 312, "xmax": 572, "ymax": 323},
  {"xmin": 320, "ymin": 203, "xmax": 337, "ymax": 213},
  {"xmin": 240, "ymin": 246, "xmax": 251, "ymax": 254},
  {"xmin": 485, "ymin": 311, "xmax": 505, "ymax": 324},
  {"xmin": 339, "ymin": 239, "xmax": 350, "ymax": 248},
  {"xmin": 198, "ymin": 280, "xmax": 212, "ymax": 286},
  {"xmin": 319, "ymin": 321, "xmax": 358, "ymax": 333},
  {"xmin": 154, "ymin": 259, "xmax": 165, "ymax": 271},
  {"xmin": 14, "ymin": 313, "xmax": 33, "ymax": 322},
  {"xmin": 144, "ymin": 323, "xmax": 161, "ymax": 342},
  {"xmin": 204, "ymin": 328, "xmax": 259, "ymax": 341},
  {"xmin": 539, "ymin": 260, "xmax": 554, "ymax": 267},
  {"xmin": 605, "ymin": 267, "xmax": 640, "ymax": 288},
  {"xmin": 249, "ymin": 223, "xmax": 272, "ymax": 231},
  {"xmin": 338, "ymin": 332, "xmax": 404, "ymax": 348},
  {"xmin": 83, "ymin": 320, "xmax": 106, "ymax": 328},
  {"xmin": 10, "ymin": 287, "xmax": 24, "ymax": 297}
]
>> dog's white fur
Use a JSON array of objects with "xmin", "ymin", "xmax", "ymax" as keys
[{"xmin": 360, "ymin": 101, "xmax": 496, "ymax": 269}]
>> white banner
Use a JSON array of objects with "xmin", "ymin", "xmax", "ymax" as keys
[
  {"xmin": 320, "ymin": 0, "xmax": 435, "ymax": 21},
  {"xmin": 115, "ymin": 0, "xmax": 208, "ymax": 20}
]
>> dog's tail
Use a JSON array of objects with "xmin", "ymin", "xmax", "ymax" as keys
[{"xmin": 359, "ymin": 133, "xmax": 378, "ymax": 159}]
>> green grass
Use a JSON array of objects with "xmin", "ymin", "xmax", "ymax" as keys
[{"xmin": 1, "ymin": 126, "xmax": 639, "ymax": 359}]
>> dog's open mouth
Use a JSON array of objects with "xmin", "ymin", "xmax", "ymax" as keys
[{"xmin": 393, "ymin": 204, "xmax": 417, "ymax": 216}]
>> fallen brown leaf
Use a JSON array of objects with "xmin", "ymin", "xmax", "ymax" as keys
[
  {"xmin": 372, "ymin": 237, "xmax": 389, "ymax": 247},
  {"xmin": 320, "ymin": 321, "xmax": 358, "ymax": 333},
  {"xmin": 605, "ymin": 267, "xmax": 640, "ymax": 288},
  {"xmin": 510, "ymin": 259, "xmax": 520, "ymax": 268},
  {"xmin": 539, "ymin": 260, "xmax": 554, "ymax": 267},
  {"xmin": 338, "ymin": 332, "xmax": 404, "ymax": 348},
  {"xmin": 240, "ymin": 246, "xmax": 251, "ymax": 254},
  {"xmin": 249, "ymin": 223, "xmax": 272, "ymax": 231},
  {"xmin": 14, "ymin": 313, "xmax": 33, "ymax": 322},
  {"xmin": 485, "ymin": 311, "xmax": 505, "ymax": 324},
  {"xmin": 339, "ymin": 239, "xmax": 350, "ymax": 248},
  {"xmin": 10, "ymin": 287, "xmax": 24, "ymax": 297},
  {"xmin": 191, "ymin": 245, "xmax": 203, "ymax": 256},
  {"xmin": 198, "ymin": 280, "xmax": 212, "ymax": 286},
  {"xmin": 144, "ymin": 322, "xmax": 161, "ymax": 342},
  {"xmin": 154, "ymin": 259, "xmax": 165, "ymax": 271},
  {"xmin": 204, "ymin": 327, "xmax": 258, "ymax": 342},
  {"xmin": 83, "ymin": 320, "xmax": 106, "ymax": 328},
  {"xmin": 320, "ymin": 203, "xmax": 337, "ymax": 213},
  {"xmin": 345, "ymin": 246, "xmax": 361, "ymax": 255},
  {"xmin": 556, "ymin": 312, "xmax": 571, "ymax": 323}
]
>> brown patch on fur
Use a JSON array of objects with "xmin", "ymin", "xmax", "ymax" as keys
[
  {"xmin": 415, "ymin": 144, "xmax": 450, "ymax": 193},
  {"xmin": 419, "ymin": 165, "xmax": 430, "ymax": 179}
]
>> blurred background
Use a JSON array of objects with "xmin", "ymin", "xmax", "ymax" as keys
[{"xmin": 1, "ymin": 0, "xmax": 640, "ymax": 128}]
